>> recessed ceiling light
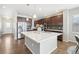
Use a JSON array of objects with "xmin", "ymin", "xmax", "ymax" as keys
[
  {"xmin": 33, "ymin": 14, "xmax": 37, "ymax": 18},
  {"xmin": 2, "ymin": 6, "xmax": 6, "ymax": 8}
]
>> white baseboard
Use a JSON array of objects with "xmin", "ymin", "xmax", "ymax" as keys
[{"xmin": 63, "ymin": 39, "xmax": 77, "ymax": 43}]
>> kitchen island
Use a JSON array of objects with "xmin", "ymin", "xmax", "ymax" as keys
[{"xmin": 21, "ymin": 31, "xmax": 62, "ymax": 54}]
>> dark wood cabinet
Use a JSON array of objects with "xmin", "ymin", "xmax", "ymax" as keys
[
  {"xmin": 34, "ymin": 14, "xmax": 63, "ymax": 26},
  {"xmin": 17, "ymin": 17, "xmax": 32, "ymax": 23},
  {"xmin": 34, "ymin": 19, "xmax": 44, "ymax": 26},
  {"xmin": 17, "ymin": 17, "xmax": 26, "ymax": 22},
  {"xmin": 49, "ymin": 15, "xmax": 63, "ymax": 25},
  {"xmin": 58, "ymin": 35, "xmax": 63, "ymax": 41}
]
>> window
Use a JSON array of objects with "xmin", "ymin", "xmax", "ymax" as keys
[{"xmin": 73, "ymin": 15, "xmax": 79, "ymax": 32}]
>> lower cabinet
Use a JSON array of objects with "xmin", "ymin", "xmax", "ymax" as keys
[{"xmin": 57, "ymin": 35, "xmax": 63, "ymax": 41}]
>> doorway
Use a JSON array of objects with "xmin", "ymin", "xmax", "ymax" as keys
[{"xmin": 2, "ymin": 17, "xmax": 13, "ymax": 34}]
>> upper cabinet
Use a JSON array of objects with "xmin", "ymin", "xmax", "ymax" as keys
[
  {"xmin": 17, "ymin": 16, "xmax": 32, "ymax": 23},
  {"xmin": 35, "ymin": 14, "xmax": 63, "ymax": 25},
  {"xmin": 17, "ymin": 17, "xmax": 26, "ymax": 22},
  {"xmin": 34, "ymin": 19, "xmax": 44, "ymax": 25},
  {"xmin": 34, "ymin": 14, "xmax": 63, "ymax": 30},
  {"xmin": 50, "ymin": 14, "xmax": 63, "ymax": 25}
]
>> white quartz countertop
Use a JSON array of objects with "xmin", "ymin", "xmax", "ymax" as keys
[{"xmin": 21, "ymin": 31, "xmax": 62, "ymax": 43}]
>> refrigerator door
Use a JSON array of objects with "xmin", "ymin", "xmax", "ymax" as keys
[{"xmin": 18, "ymin": 22, "xmax": 27, "ymax": 38}]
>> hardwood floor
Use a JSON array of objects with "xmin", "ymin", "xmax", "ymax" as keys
[
  {"xmin": 52, "ymin": 41, "xmax": 76, "ymax": 54},
  {"xmin": 0, "ymin": 34, "xmax": 77, "ymax": 54},
  {"xmin": 0, "ymin": 34, "xmax": 32, "ymax": 54}
]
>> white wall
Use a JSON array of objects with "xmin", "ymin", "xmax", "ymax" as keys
[
  {"xmin": 31, "ymin": 19, "xmax": 35, "ymax": 30},
  {"xmin": 63, "ymin": 9, "xmax": 70, "ymax": 42},
  {"xmin": 13, "ymin": 14, "xmax": 17, "ymax": 40}
]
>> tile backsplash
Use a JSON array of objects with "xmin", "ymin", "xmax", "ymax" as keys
[{"xmin": 46, "ymin": 25, "xmax": 63, "ymax": 30}]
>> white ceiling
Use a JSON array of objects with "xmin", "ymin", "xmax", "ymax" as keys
[{"xmin": 0, "ymin": 4, "xmax": 79, "ymax": 19}]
